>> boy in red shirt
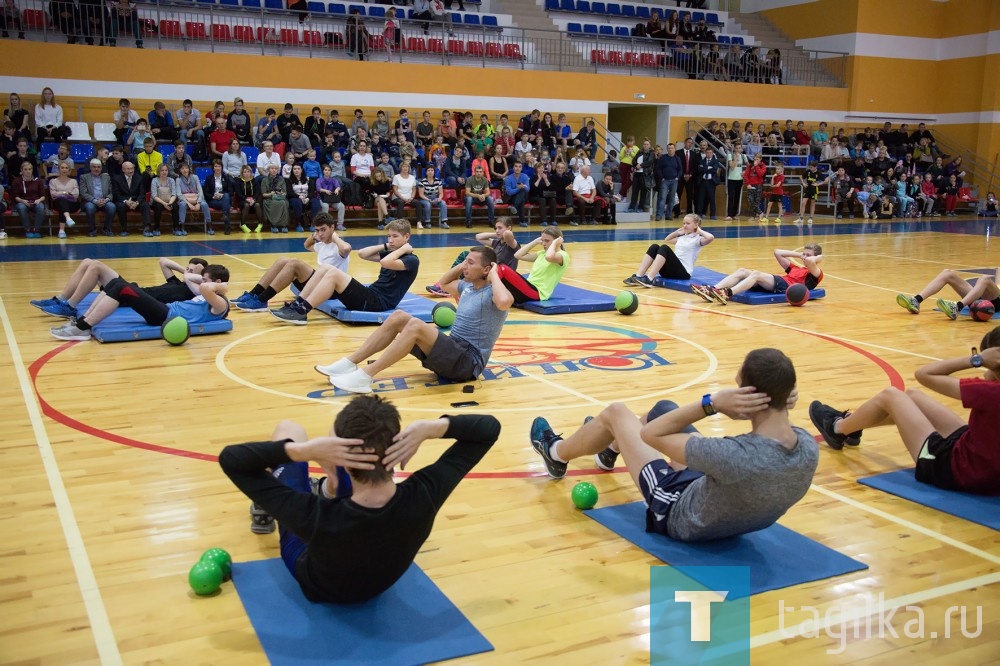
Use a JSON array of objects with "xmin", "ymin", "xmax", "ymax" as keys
[
  {"xmin": 761, "ymin": 162, "xmax": 785, "ymax": 225},
  {"xmin": 691, "ymin": 244, "xmax": 823, "ymax": 305},
  {"xmin": 809, "ymin": 326, "xmax": 1000, "ymax": 496}
]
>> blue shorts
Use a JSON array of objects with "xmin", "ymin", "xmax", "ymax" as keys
[{"xmin": 638, "ymin": 459, "xmax": 704, "ymax": 535}]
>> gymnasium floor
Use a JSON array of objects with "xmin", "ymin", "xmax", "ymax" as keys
[{"xmin": 2, "ymin": 216, "xmax": 998, "ymax": 664}]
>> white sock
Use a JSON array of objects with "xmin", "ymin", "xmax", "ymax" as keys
[{"xmin": 549, "ymin": 439, "xmax": 567, "ymax": 463}]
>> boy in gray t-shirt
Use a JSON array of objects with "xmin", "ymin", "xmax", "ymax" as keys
[
  {"xmin": 314, "ymin": 246, "xmax": 513, "ymax": 394},
  {"xmin": 531, "ymin": 348, "xmax": 818, "ymax": 541}
]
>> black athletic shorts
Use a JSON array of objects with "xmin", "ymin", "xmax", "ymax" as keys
[
  {"xmin": 768, "ymin": 194, "xmax": 783, "ymax": 203},
  {"xmin": 914, "ymin": 426, "xmax": 966, "ymax": 491},
  {"xmin": 337, "ymin": 277, "xmax": 385, "ymax": 312},
  {"xmin": 411, "ymin": 332, "xmax": 484, "ymax": 382},
  {"xmin": 638, "ymin": 459, "xmax": 705, "ymax": 535},
  {"xmin": 804, "ymin": 185, "xmax": 817, "ymax": 200},
  {"xmin": 292, "ymin": 269, "xmax": 315, "ymax": 292}
]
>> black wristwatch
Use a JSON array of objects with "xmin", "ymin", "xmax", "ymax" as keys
[
  {"xmin": 970, "ymin": 347, "xmax": 983, "ymax": 368},
  {"xmin": 702, "ymin": 394, "xmax": 716, "ymax": 416}
]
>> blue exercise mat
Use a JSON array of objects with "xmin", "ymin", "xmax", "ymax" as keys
[
  {"xmin": 585, "ymin": 502, "xmax": 867, "ymax": 597},
  {"xmin": 289, "ymin": 285, "xmax": 436, "ymax": 324},
  {"xmin": 653, "ymin": 266, "xmax": 826, "ymax": 304},
  {"xmin": 859, "ymin": 469, "xmax": 1000, "ymax": 529},
  {"xmin": 231, "ymin": 559, "xmax": 493, "ymax": 666},
  {"xmin": 518, "ymin": 281, "xmax": 617, "ymax": 314},
  {"xmin": 71, "ymin": 292, "xmax": 233, "ymax": 343}
]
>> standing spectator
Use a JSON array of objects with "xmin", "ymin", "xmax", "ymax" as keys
[
  {"xmin": 676, "ymin": 137, "xmax": 700, "ymax": 215},
  {"xmin": 618, "ymin": 136, "xmax": 639, "ymax": 199},
  {"xmin": 1, "ymin": 0, "xmax": 25, "ymax": 39},
  {"xmin": 107, "ymin": 0, "xmax": 142, "ymax": 48},
  {"xmin": 35, "ymin": 86, "xmax": 70, "ymax": 144},
  {"xmin": 288, "ymin": 0, "xmax": 308, "ymax": 22},
  {"xmin": 50, "ymin": 0, "xmax": 81, "ymax": 44},
  {"xmin": 695, "ymin": 146, "xmax": 722, "ymax": 219},
  {"xmin": 12, "ymin": 162, "xmax": 48, "ymax": 238},
  {"xmin": 655, "ymin": 142, "xmax": 683, "ymax": 222},
  {"xmin": 49, "ymin": 160, "xmax": 80, "ymax": 238},
  {"xmin": 227, "ymin": 98, "xmax": 253, "ymax": 146},
  {"xmin": 628, "ymin": 138, "xmax": 654, "ymax": 213},
  {"xmin": 724, "ymin": 143, "xmax": 747, "ymax": 220},
  {"xmin": 79, "ymin": 0, "xmax": 110, "ymax": 45},
  {"xmin": 742, "ymin": 153, "xmax": 766, "ymax": 220},
  {"xmin": 383, "ymin": 8, "xmax": 399, "ymax": 61}
]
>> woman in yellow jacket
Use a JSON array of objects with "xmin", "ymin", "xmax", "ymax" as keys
[{"xmin": 618, "ymin": 135, "xmax": 639, "ymax": 199}]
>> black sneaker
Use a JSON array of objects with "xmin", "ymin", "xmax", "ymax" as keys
[
  {"xmin": 808, "ymin": 400, "xmax": 848, "ymax": 450},
  {"xmin": 250, "ymin": 503, "xmax": 275, "ymax": 534},
  {"xmin": 530, "ymin": 417, "xmax": 567, "ymax": 479},
  {"xmin": 585, "ymin": 416, "xmax": 620, "ymax": 470},
  {"xmin": 270, "ymin": 303, "xmax": 307, "ymax": 325}
]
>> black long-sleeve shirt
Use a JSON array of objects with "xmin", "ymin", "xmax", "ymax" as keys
[{"xmin": 219, "ymin": 414, "xmax": 501, "ymax": 603}]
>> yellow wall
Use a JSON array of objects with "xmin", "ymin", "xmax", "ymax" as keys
[{"xmin": 608, "ymin": 106, "xmax": 657, "ymax": 145}]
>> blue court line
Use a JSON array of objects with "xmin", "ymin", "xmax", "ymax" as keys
[{"xmin": 0, "ymin": 219, "xmax": 992, "ymax": 263}]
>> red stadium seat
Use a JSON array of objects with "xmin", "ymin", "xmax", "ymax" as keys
[
  {"xmin": 185, "ymin": 21, "xmax": 207, "ymax": 40},
  {"xmin": 160, "ymin": 20, "xmax": 182, "ymax": 38},
  {"xmin": 303, "ymin": 30, "xmax": 323, "ymax": 46},
  {"xmin": 447, "ymin": 39, "xmax": 465, "ymax": 55},
  {"xmin": 467, "ymin": 40, "xmax": 484, "ymax": 56},
  {"xmin": 590, "ymin": 49, "xmax": 607, "ymax": 64},
  {"xmin": 368, "ymin": 34, "xmax": 385, "ymax": 50},
  {"xmin": 257, "ymin": 27, "xmax": 281, "ymax": 43},
  {"xmin": 407, "ymin": 37, "xmax": 427, "ymax": 52},
  {"xmin": 485, "ymin": 42, "xmax": 502, "ymax": 58},
  {"xmin": 639, "ymin": 52, "xmax": 655, "ymax": 67},
  {"xmin": 623, "ymin": 51, "xmax": 639, "ymax": 66},
  {"xmin": 212, "ymin": 24, "xmax": 232, "ymax": 41},
  {"xmin": 608, "ymin": 50, "xmax": 624, "ymax": 65},
  {"xmin": 280, "ymin": 28, "xmax": 299, "ymax": 45},
  {"xmin": 428, "ymin": 38, "xmax": 443, "ymax": 53},
  {"xmin": 504, "ymin": 43, "xmax": 523, "ymax": 59},
  {"xmin": 22, "ymin": 9, "xmax": 49, "ymax": 29},
  {"xmin": 233, "ymin": 25, "xmax": 255, "ymax": 42}
]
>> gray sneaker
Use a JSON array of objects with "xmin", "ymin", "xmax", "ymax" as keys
[
  {"xmin": 250, "ymin": 503, "xmax": 275, "ymax": 534},
  {"xmin": 635, "ymin": 275, "xmax": 654, "ymax": 288},
  {"xmin": 623, "ymin": 274, "xmax": 640, "ymax": 286},
  {"xmin": 50, "ymin": 320, "xmax": 91, "ymax": 341},
  {"xmin": 270, "ymin": 304, "xmax": 307, "ymax": 325}
]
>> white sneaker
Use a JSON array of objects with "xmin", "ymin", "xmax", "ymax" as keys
[
  {"xmin": 807, "ymin": 218, "xmax": 813, "ymax": 226},
  {"xmin": 0, "ymin": 230, "xmax": 7, "ymax": 239},
  {"xmin": 50, "ymin": 321, "xmax": 91, "ymax": 341},
  {"xmin": 315, "ymin": 358, "xmax": 358, "ymax": 377},
  {"xmin": 65, "ymin": 217, "xmax": 76, "ymax": 228},
  {"xmin": 328, "ymin": 367, "xmax": 373, "ymax": 394},
  {"xmin": 793, "ymin": 217, "xmax": 803, "ymax": 226},
  {"xmin": 57, "ymin": 230, "xmax": 67, "ymax": 239}
]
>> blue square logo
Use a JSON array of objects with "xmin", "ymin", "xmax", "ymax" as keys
[{"xmin": 650, "ymin": 566, "xmax": 750, "ymax": 665}]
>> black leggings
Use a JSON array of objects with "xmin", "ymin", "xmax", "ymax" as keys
[
  {"xmin": 646, "ymin": 243, "xmax": 690, "ymax": 280},
  {"xmin": 103, "ymin": 277, "xmax": 170, "ymax": 325},
  {"xmin": 726, "ymin": 180, "xmax": 742, "ymax": 217}
]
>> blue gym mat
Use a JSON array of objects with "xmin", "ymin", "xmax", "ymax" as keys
[
  {"xmin": 859, "ymin": 469, "xmax": 1000, "ymax": 529},
  {"xmin": 288, "ymin": 285, "xmax": 436, "ymax": 324},
  {"xmin": 585, "ymin": 502, "xmax": 868, "ymax": 597},
  {"xmin": 69, "ymin": 292, "xmax": 233, "ymax": 343},
  {"xmin": 653, "ymin": 266, "xmax": 826, "ymax": 304},
  {"xmin": 518, "ymin": 282, "xmax": 617, "ymax": 314},
  {"xmin": 231, "ymin": 559, "xmax": 493, "ymax": 666}
]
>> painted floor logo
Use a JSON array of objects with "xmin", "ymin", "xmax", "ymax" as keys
[{"xmin": 650, "ymin": 566, "xmax": 750, "ymax": 665}]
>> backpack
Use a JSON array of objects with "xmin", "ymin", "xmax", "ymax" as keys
[
  {"xmin": 339, "ymin": 179, "xmax": 363, "ymax": 207},
  {"xmin": 632, "ymin": 22, "xmax": 646, "ymax": 38}
]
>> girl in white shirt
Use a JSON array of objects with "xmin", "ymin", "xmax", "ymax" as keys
[
  {"xmin": 624, "ymin": 214, "xmax": 714, "ymax": 286},
  {"xmin": 350, "ymin": 140, "xmax": 375, "ymax": 195},
  {"xmin": 391, "ymin": 161, "xmax": 417, "ymax": 218},
  {"xmin": 35, "ymin": 86, "xmax": 70, "ymax": 143},
  {"xmin": 569, "ymin": 148, "xmax": 591, "ymax": 175}
]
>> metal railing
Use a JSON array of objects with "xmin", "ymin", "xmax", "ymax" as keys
[{"xmin": 12, "ymin": 0, "xmax": 846, "ymax": 83}]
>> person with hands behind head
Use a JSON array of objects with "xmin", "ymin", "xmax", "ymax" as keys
[
  {"xmin": 530, "ymin": 348, "xmax": 818, "ymax": 541},
  {"xmin": 219, "ymin": 395, "xmax": 501, "ymax": 603},
  {"xmin": 810, "ymin": 327, "xmax": 1000, "ymax": 496},
  {"xmin": 426, "ymin": 218, "xmax": 520, "ymax": 297},
  {"xmin": 624, "ymin": 213, "xmax": 714, "ymax": 288},
  {"xmin": 494, "ymin": 225, "xmax": 569, "ymax": 303},
  {"xmin": 691, "ymin": 243, "xmax": 823, "ymax": 305},
  {"xmin": 314, "ymin": 246, "xmax": 512, "ymax": 394},
  {"xmin": 270, "ymin": 220, "xmax": 418, "ymax": 325}
]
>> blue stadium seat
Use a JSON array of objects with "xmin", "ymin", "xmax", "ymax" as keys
[
  {"xmin": 243, "ymin": 146, "xmax": 259, "ymax": 163},
  {"xmin": 38, "ymin": 143, "xmax": 59, "ymax": 160},
  {"xmin": 264, "ymin": 0, "xmax": 282, "ymax": 9},
  {"xmin": 606, "ymin": 3, "xmax": 620, "ymax": 16},
  {"xmin": 545, "ymin": 0, "xmax": 558, "ymax": 10},
  {"xmin": 614, "ymin": 26, "xmax": 629, "ymax": 37},
  {"xmin": 219, "ymin": 0, "xmax": 238, "ymax": 6},
  {"xmin": 306, "ymin": 1, "xmax": 325, "ymax": 11},
  {"xmin": 599, "ymin": 24, "xmax": 613, "ymax": 35},
  {"xmin": 717, "ymin": 34, "xmax": 730, "ymax": 44},
  {"xmin": 621, "ymin": 4, "xmax": 634, "ymax": 17},
  {"xmin": 482, "ymin": 15, "xmax": 497, "ymax": 27},
  {"xmin": 732, "ymin": 36, "xmax": 744, "ymax": 45},
  {"xmin": 692, "ymin": 11, "xmax": 704, "ymax": 22},
  {"xmin": 195, "ymin": 167, "xmax": 212, "ymax": 184},
  {"xmin": 196, "ymin": 0, "xmax": 215, "ymax": 4},
  {"xmin": 581, "ymin": 23, "xmax": 596, "ymax": 34},
  {"xmin": 368, "ymin": 5, "xmax": 385, "ymax": 17},
  {"xmin": 591, "ymin": 1, "xmax": 605, "ymax": 13},
  {"xmin": 576, "ymin": 0, "xmax": 589, "ymax": 12},
  {"xmin": 157, "ymin": 145, "xmax": 173, "ymax": 159},
  {"xmin": 349, "ymin": 4, "xmax": 366, "ymax": 15},
  {"xmin": 242, "ymin": 0, "xmax": 261, "ymax": 7},
  {"xmin": 706, "ymin": 12, "xmax": 721, "ymax": 26},
  {"xmin": 328, "ymin": 2, "xmax": 345, "ymax": 14},
  {"xmin": 463, "ymin": 13, "xmax": 480, "ymax": 24},
  {"xmin": 636, "ymin": 5, "xmax": 649, "ymax": 18},
  {"xmin": 71, "ymin": 143, "xmax": 92, "ymax": 163},
  {"xmin": 559, "ymin": 0, "xmax": 574, "ymax": 10},
  {"xmin": 568, "ymin": 22, "xmax": 582, "ymax": 33}
]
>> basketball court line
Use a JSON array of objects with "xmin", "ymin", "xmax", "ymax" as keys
[
  {"xmin": 0, "ymin": 297, "xmax": 122, "ymax": 666},
  {"xmin": 191, "ymin": 241, "xmax": 266, "ymax": 270}
]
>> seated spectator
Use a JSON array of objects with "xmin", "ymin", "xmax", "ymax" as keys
[
  {"xmin": 256, "ymin": 140, "xmax": 281, "ymax": 179},
  {"xmin": 112, "ymin": 160, "xmax": 150, "ymax": 236},
  {"xmin": 287, "ymin": 125, "xmax": 312, "ymax": 162},
  {"xmin": 227, "ymin": 97, "xmax": 253, "ymax": 145},
  {"xmin": 79, "ymin": 158, "xmax": 116, "ymax": 237},
  {"xmin": 571, "ymin": 164, "xmax": 598, "ymax": 226},
  {"xmin": 810, "ymin": 121, "xmax": 829, "ymax": 161},
  {"xmin": 287, "ymin": 163, "xmax": 319, "ymax": 232},
  {"xmin": 978, "ymin": 192, "xmax": 999, "ymax": 217},
  {"xmin": 488, "ymin": 145, "xmax": 508, "ymax": 187},
  {"xmin": 113, "ymin": 97, "xmax": 138, "ymax": 146},
  {"xmin": 315, "ymin": 164, "xmax": 346, "ymax": 231},
  {"xmin": 595, "ymin": 171, "xmax": 619, "ymax": 224},
  {"xmin": 504, "ymin": 161, "xmax": 531, "ymax": 227},
  {"xmin": 350, "ymin": 139, "xmax": 375, "ymax": 195},
  {"xmin": 175, "ymin": 162, "xmax": 211, "ymax": 234},
  {"xmin": 209, "ymin": 115, "xmax": 237, "ymax": 158},
  {"xmin": 234, "ymin": 164, "xmax": 262, "ymax": 232},
  {"xmin": 222, "ymin": 138, "xmax": 248, "ymax": 179},
  {"xmin": 136, "ymin": 136, "xmax": 162, "ymax": 183},
  {"xmin": 602, "ymin": 149, "xmax": 620, "ymax": 182},
  {"xmin": 276, "ymin": 103, "xmax": 302, "ymax": 145},
  {"xmin": 255, "ymin": 108, "xmax": 280, "ymax": 149},
  {"xmin": 12, "ymin": 162, "xmax": 48, "ymax": 238},
  {"xmin": 329, "ymin": 150, "xmax": 347, "ymax": 181},
  {"xmin": 443, "ymin": 145, "xmax": 469, "ymax": 191},
  {"xmin": 375, "ymin": 152, "xmax": 395, "ymax": 181},
  {"xmin": 165, "ymin": 140, "xmax": 192, "ymax": 179},
  {"xmin": 391, "ymin": 161, "xmax": 418, "ymax": 221},
  {"xmin": 302, "ymin": 149, "xmax": 322, "ymax": 180},
  {"xmin": 417, "ymin": 165, "xmax": 449, "ymax": 229},
  {"xmin": 261, "ymin": 162, "xmax": 290, "ymax": 232},
  {"xmin": 148, "ymin": 101, "xmax": 178, "ymax": 143},
  {"xmin": 203, "ymin": 159, "xmax": 233, "ymax": 235},
  {"xmin": 464, "ymin": 164, "xmax": 494, "ymax": 228},
  {"xmin": 370, "ymin": 168, "xmax": 392, "ymax": 228},
  {"xmin": 48, "ymin": 160, "xmax": 80, "ymax": 238},
  {"xmin": 130, "ymin": 118, "xmax": 153, "ymax": 156},
  {"xmin": 176, "ymin": 99, "xmax": 204, "ymax": 151},
  {"xmin": 44, "ymin": 141, "xmax": 73, "ymax": 179}
]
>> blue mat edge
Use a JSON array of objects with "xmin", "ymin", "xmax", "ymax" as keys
[{"xmin": 858, "ymin": 469, "xmax": 1000, "ymax": 529}]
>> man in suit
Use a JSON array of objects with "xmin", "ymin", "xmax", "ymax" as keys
[
  {"xmin": 695, "ymin": 146, "xmax": 723, "ymax": 219},
  {"xmin": 112, "ymin": 161, "xmax": 150, "ymax": 236},
  {"xmin": 79, "ymin": 159, "xmax": 117, "ymax": 237},
  {"xmin": 677, "ymin": 137, "xmax": 701, "ymax": 216}
]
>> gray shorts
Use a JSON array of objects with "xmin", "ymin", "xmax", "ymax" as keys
[{"xmin": 411, "ymin": 332, "xmax": 484, "ymax": 382}]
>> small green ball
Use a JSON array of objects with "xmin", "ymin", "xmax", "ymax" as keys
[
  {"xmin": 161, "ymin": 316, "xmax": 190, "ymax": 345},
  {"xmin": 615, "ymin": 291, "xmax": 639, "ymax": 315},
  {"xmin": 188, "ymin": 560, "xmax": 223, "ymax": 596},
  {"xmin": 200, "ymin": 548, "xmax": 232, "ymax": 580},
  {"xmin": 571, "ymin": 481, "xmax": 599, "ymax": 510},
  {"xmin": 432, "ymin": 302, "xmax": 457, "ymax": 328}
]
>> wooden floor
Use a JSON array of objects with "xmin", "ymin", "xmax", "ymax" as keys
[{"xmin": 2, "ymin": 217, "xmax": 999, "ymax": 665}]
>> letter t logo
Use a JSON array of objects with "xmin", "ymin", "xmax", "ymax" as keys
[{"xmin": 674, "ymin": 590, "xmax": 729, "ymax": 641}]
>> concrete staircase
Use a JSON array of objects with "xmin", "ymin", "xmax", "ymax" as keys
[
  {"xmin": 487, "ymin": 0, "xmax": 588, "ymax": 69},
  {"xmin": 728, "ymin": 12, "xmax": 843, "ymax": 87}
]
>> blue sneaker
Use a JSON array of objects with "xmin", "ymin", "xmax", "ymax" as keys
[
  {"xmin": 230, "ymin": 291, "xmax": 253, "ymax": 304},
  {"xmin": 295, "ymin": 226, "xmax": 304, "ymax": 232},
  {"xmin": 236, "ymin": 294, "xmax": 269, "ymax": 312},
  {"xmin": 530, "ymin": 417, "xmax": 567, "ymax": 479},
  {"xmin": 40, "ymin": 300, "xmax": 77, "ymax": 319},
  {"xmin": 30, "ymin": 296, "xmax": 61, "ymax": 310}
]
